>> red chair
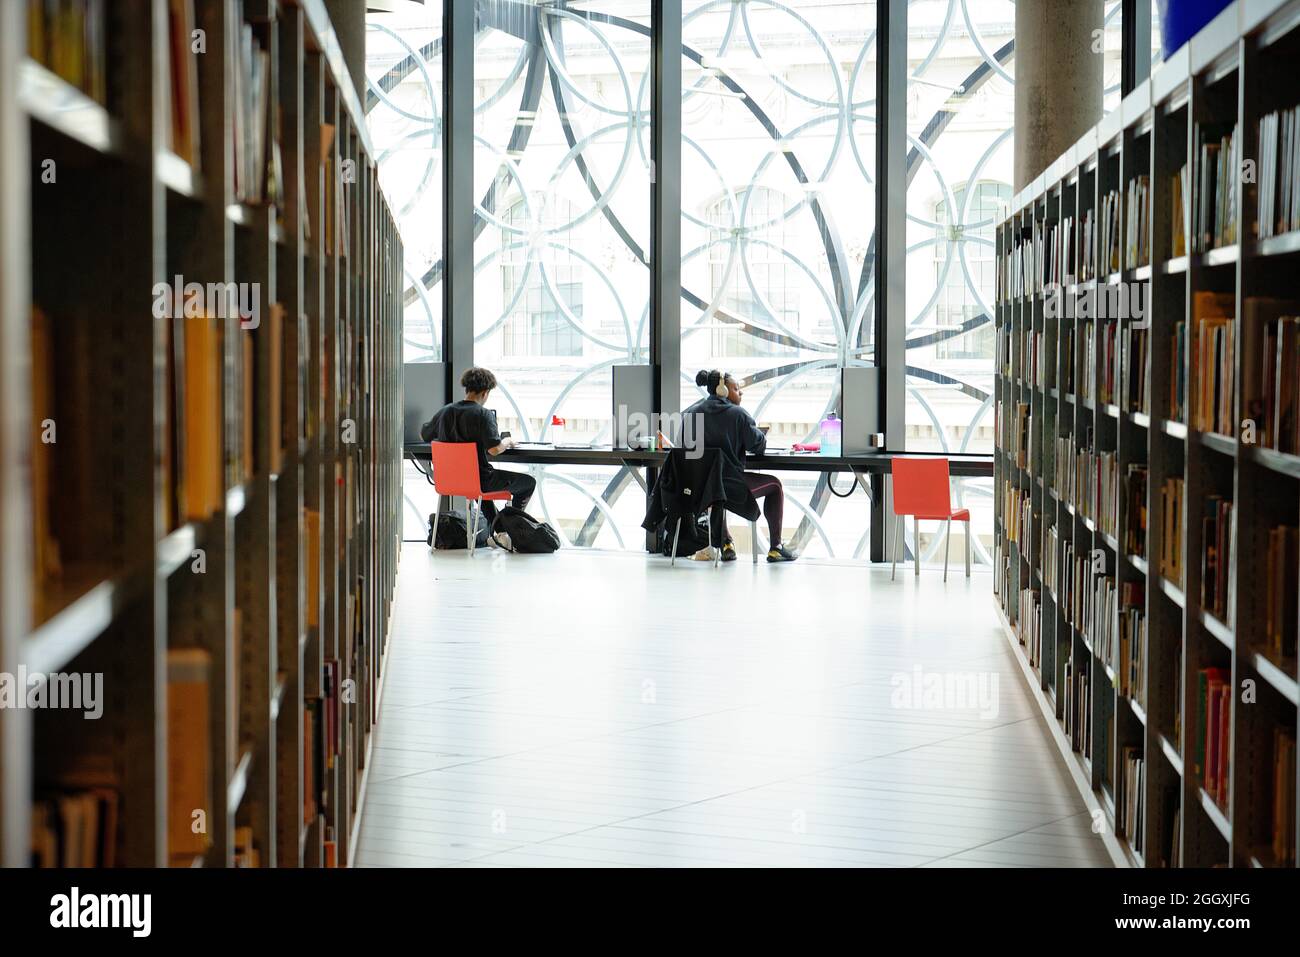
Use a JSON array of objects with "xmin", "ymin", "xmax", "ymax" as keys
[
  {"xmin": 430, "ymin": 441, "xmax": 512, "ymax": 556},
  {"xmin": 890, "ymin": 457, "xmax": 970, "ymax": 582}
]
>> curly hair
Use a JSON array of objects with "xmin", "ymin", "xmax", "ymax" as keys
[{"xmin": 461, "ymin": 367, "xmax": 498, "ymax": 394}]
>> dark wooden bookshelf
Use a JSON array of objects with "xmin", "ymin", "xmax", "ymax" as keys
[
  {"xmin": 0, "ymin": 0, "xmax": 403, "ymax": 867},
  {"xmin": 995, "ymin": 0, "xmax": 1300, "ymax": 868}
]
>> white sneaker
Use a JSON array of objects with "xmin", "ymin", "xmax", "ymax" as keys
[
  {"xmin": 690, "ymin": 546, "xmax": 716, "ymax": 562},
  {"xmin": 492, "ymin": 531, "xmax": 513, "ymax": 551}
]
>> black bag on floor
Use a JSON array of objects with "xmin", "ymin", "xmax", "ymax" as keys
[
  {"xmin": 429, "ymin": 511, "xmax": 490, "ymax": 550},
  {"xmin": 659, "ymin": 515, "xmax": 711, "ymax": 557},
  {"xmin": 490, "ymin": 506, "xmax": 562, "ymax": 554}
]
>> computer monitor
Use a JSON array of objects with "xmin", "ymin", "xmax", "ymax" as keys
[
  {"xmin": 403, "ymin": 362, "xmax": 446, "ymax": 445},
  {"xmin": 612, "ymin": 364, "xmax": 655, "ymax": 449},
  {"xmin": 840, "ymin": 366, "xmax": 883, "ymax": 455}
]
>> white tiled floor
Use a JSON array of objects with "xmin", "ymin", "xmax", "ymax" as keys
[{"xmin": 355, "ymin": 544, "xmax": 1114, "ymax": 867}]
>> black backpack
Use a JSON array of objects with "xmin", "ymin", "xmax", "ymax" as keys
[
  {"xmin": 428, "ymin": 512, "xmax": 490, "ymax": 550},
  {"xmin": 490, "ymin": 506, "xmax": 562, "ymax": 554},
  {"xmin": 659, "ymin": 516, "xmax": 711, "ymax": 556}
]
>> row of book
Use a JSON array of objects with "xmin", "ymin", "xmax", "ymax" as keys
[
  {"xmin": 1242, "ymin": 299, "xmax": 1300, "ymax": 455},
  {"xmin": 1044, "ymin": 215, "xmax": 1077, "ymax": 289},
  {"xmin": 1011, "ymin": 402, "xmax": 1032, "ymax": 471},
  {"xmin": 1273, "ymin": 728, "xmax": 1297, "ymax": 866},
  {"xmin": 1194, "ymin": 666, "xmax": 1232, "ymax": 812},
  {"xmin": 1017, "ymin": 328, "xmax": 1047, "ymax": 389},
  {"xmin": 1263, "ymin": 525, "xmax": 1298, "ymax": 662},
  {"xmin": 1118, "ymin": 586, "xmax": 1147, "ymax": 702},
  {"xmin": 31, "ymin": 778, "xmax": 118, "ymax": 867},
  {"xmin": 1063, "ymin": 655, "xmax": 1094, "ymax": 759},
  {"xmin": 1158, "ymin": 477, "xmax": 1185, "ymax": 588},
  {"xmin": 1172, "ymin": 164, "xmax": 1190, "ymax": 258},
  {"xmin": 1257, "ymin": 104, "xmax": 1300, "ymax": 241},
  {"xmin": 1085, "ymin": 318, "xmax": 1121, "ymax": 406},
  {"xmin": 1054, "ymin": 433, "xmax": 1077, "ymax": 504},
  {"xmin": 1117, "ymin": 747, "xmax": 1145, "ymax": 855},
  {"xmin": 1192, "ymin": 124, "xmax": 1239, "ymax": 253},
  {"xmin": 232, "ymin": 19, "xmax": 284, "ymax": 206},
  {"xmin": 1127, "ymin": 327, "xmax": 1149, "ymax": 414},
  {"xmin": 1097, "ymin": 188, "xmax": 1123, "ymax": 278},
  {"xmin": 26, "ymin": 0, "xmax": 107, "ymax": 105},
  {"xmin": 1079, "ymin": 206, "xmax": 1099, "ymax": 282},
  {"xmin": 1084, "ymin": 571, "xmax": 1118, "ymax": 664},
  {"xmin": 1200, "ymin": 495, "xmax": 1234, "ymax": 623},
  {"xmin": 1018, "ymin": 587, "xmax": 1042, "ymax": 668},
  {"xmin": 166, "ymin": 0, "xmax": 202, "ymax": 168},
  {"xmin": 1125, "ymin": 174, "xmax": 1152, "ymax": 270},
  {"xmin": 1124, "ymin": 464, "xmax": 1149, "ymax": 559}
]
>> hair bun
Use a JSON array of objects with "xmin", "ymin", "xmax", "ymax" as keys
[{"xmin": 695, "ymin": 369, "xmax": 711, "ymax": 387}]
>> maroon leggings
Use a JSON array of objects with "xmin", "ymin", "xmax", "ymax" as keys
[{"xmin": 712, "ymin": 473, "xmax": 784, "ymax": 547}]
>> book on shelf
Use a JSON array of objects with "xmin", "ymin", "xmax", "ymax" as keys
[
  {"xmin": 30, "ymin": 307, "xmax": 63, "ymax": 620},
  {"xmin": 1242, "ymin": 298, "xmax": 1300, "ymax": 454},
  {"xmin": 30, "ymin": 759, "xmax": 119, "ymax": 868},
  {"xmin": 177, "ymin": 314, "xmax": 223, "ymax": 521},
  {"xmin": 1118, "ymin": 583, "xmax": 1147, "ymax": 703},
  {"xmin": 1117, "ymin": 746, "xmax": 1145, "ymax": 855},
  {"xmin": 1063, "ymin": 655, "xmax": 1093, "ymax": 758},
  {"xmin": 26, "ymin": 0, "xmax": 107, "ymax": 106},
  {"xmin": 1124, "ymin": 464, "xmax": 1149, "ymax": 560},
  {"xmin": 166, "ymin": 0, "xmax": 202, "ymax": 169},
  {"xmin": 1018, "ymin": 588, "xmax": 1042, "ymax": 667},
  {"xmin": 1098, "ymin": 319, "xmax": 1119, "ymax": 406},
  {"xmin": 234, "ymin": 825, "xmax": 260, "ymax": 868},
  {"xmin": 1080, "ymin": 206, "xmax": 1097, "ymax": 282},
  {"xmin": 1192, "ymin": 122, "xmax": 1239, "ymax": 252},
  {"xmin": 1264, "ymin": 525, "xmax": 1298, "ymax": 662},
  {"xmin": 1172, "ymin": 164, "xmax": 1190, "ymax": 257},
  {"xmin": 1100, "ymin": 188, "xmax": 1122, "ymax": 276},
  {"xmin": 1158, "ymin": 477, "xmax": 1185, "ymax": 588},
  {"xmin": 167, "ymin": 647, "xmax": 212, "ymax": 866},
  {"xmin": 1257, "ymin": 104, "xmax": 1300, "ymax": 241},
  {"xmin": 1171, "ymin": 319, "xmax": 1187, "ymax": 423},
  {"xmin": 1126, "ymin": 174, "xmax": 1151, "ymax": 269},
  {"xmin": 1194, "ymin": 666, "xmax": 1231, "ymax": 811},
  {"xmin": 1127, "ymin": 326, "xmax": 1149, "ymax": 414},
  {"xmin": 1191, "ymin": 291, "xmax": 1235, "ymax": 437},
  {"xmin": 1199, "ymin": 495, "xmax": 1233, "ymax": 622},
  {"xmin": 231, "ymin": 21, "xmax": 282, "ymax": 206},
  {"xmin": 1273, "ymin": 727, "xmax": 1297, "ymax": 866}
]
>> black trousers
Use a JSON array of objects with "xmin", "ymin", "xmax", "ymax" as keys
[
  {"xmin": 478, "ymin": 468, "xmax": 536, "ymax": 519},
  {"xmin": 710, "ymin": 473, "xmax": 784, "ymax": 547}
]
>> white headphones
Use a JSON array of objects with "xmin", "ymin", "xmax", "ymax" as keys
[{"xmin": 713, "ymin": 371, "xmax": 729, "ymax": 397}]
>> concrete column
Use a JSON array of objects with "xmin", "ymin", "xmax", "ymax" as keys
[
  {"xmin": 325, "ymin": 0, "xmax": 367, "ymax": 104},
  {"xmin": 1014, "ymin": 0, "xmax": 1105, "ymax": 191}
]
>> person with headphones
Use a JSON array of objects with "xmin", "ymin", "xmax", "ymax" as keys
[{"xmin": 680, "ymin": 369, "xmax": 797, "ymax": 563}]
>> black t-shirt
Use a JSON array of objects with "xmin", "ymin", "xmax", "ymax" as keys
[{"xmin": 420, "ymin": 400, "xmax": 502, "ymax": 476}]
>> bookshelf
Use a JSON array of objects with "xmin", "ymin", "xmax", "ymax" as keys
[
  {"xmin": 995, "ymin": 0, "xmax": 1300, "ymax": 868},
  {"xmin": 0, "ymin": 0, "xmax": 403, "ymax": 867}
]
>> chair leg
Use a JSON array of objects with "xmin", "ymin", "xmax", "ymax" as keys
[
  {"xmin": 670, "ymin": 517, "xmax": 682, "ymax": 566},
  {"xmin": 468, "ymin": 502, "xmax": 476, "ymax": 557},
  {"xmin": 943, "ymin": 518, "xmax": 951, "ymax": 583},
  {"xmin": 432, "ymin": 492, "xmax": 443, "ymax": 550},
  {"xmin": 891, "ymin": 514, "xmax": 901, "ymax": 581},
  {"xmin": 751, "ymin": 521, "xmax": 758, "ymax": 565},
  {"xmin": 913, "ymin": 516, "xmax": 921, "ymax": 577},
  {"xmin": 965, "ymin": 519, "xmax": 971, "ymax": 577}
]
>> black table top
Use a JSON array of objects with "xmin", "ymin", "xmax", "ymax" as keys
[{"xmin": 403, "ymin": 443, "xmax": 993, "ymax": 477}]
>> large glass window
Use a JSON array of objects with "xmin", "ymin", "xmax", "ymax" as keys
[
  {"xmin": 471, "ymin": 0, "xmax": 652, "ymax": 547},
  {"xmin": 366, "ymin": 1, "xmax": 445, "ymax": 541},
  {"xmin": 681, "ymin": 0, "xmax": 877, "ymax": 559}
]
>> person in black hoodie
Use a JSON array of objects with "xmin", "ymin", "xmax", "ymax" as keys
[
  {"xmin": 420, "ymin": 367, "xmax": 535, "ymax": 522},
  {"xmin": 681, "ymin": 369, "xmax": 797, "ymax": 563}
]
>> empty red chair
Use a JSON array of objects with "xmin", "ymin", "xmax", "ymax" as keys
[
  {"xmin": 430, "ymin": 441, "xmax": 512, "ymax": 555},
  {"xmin": 890, "ymin": 457, "xmax": 970, "ymax": 581}
]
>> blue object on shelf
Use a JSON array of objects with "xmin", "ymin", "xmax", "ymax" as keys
[{"xmin": 1156, "ymin": 0, "xmax": 1234, "ymax": 59}]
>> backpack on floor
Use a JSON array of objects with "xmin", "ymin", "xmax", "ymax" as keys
[
  {"xmin": 489, "ymin": 506, "xmax": 562, "ymax": 554},
  {"xmin": 659, "ymin": 515, "xmax": 711, "ymax": 557},
  {"xmin": 429, "ymin": 511, "xmax": 490, "ymax": 550}
]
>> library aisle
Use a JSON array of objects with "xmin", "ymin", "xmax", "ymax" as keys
[{"xmin": 356, "ymin": 547, "xmax": 1113, "ymax": 868}]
